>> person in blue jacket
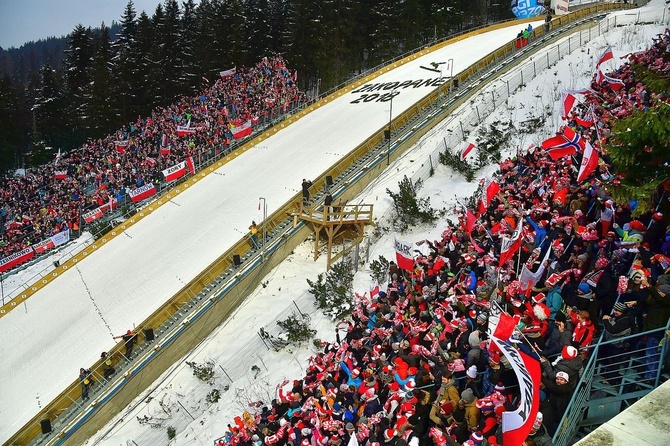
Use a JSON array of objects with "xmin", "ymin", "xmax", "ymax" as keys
[{"xmin": 525, "ymin": 213, "xmax": 548, "ymax": 250}]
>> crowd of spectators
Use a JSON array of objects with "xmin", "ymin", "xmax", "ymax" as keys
[
  {"xmin": 0, "ymin": 55, "xmax": 305, "ymax": 261},
  {"xmin": 215, "ymin": 32, "xmax": 670, "ymax": 446}
]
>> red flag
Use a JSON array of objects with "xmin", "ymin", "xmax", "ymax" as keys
[
  {"xmin": 596, "ymin": 45, "xmax": 613, "ymax": 68},
  {"xmin": 231, "ymin": 120, "xmax": 253, "ymax": 139},
  {"xmin": 492, "ymin": 312, "xmax": 519, "ymax": 341},
  {"xmin": 114, "ymin": 140, "xmax": 128, "ymax": 154},
  {"xmin": 499, "ymin": 218, "xmax": 523, "ymax": 266},
  {"xmin": 562, "ymin": 92, "xmax": 576, "ymax": 119},
  {"xmin": 463, "ymin": 210, "xmax": 477, "ymax": 234},
  {"xmin": 460, "ymin": 142, "xmax": 475, "ymax": 160},
  {"xmin": 394, "ymin": 236, "xmax": 414, "ymax": 271},
  {"xmin": 491, "ymin": 337, "xmax": 541, "ymax": 446},
  {"xmin": 186, "ymin": 154, "xmax": 195, "ymax": 175},
  {"xmin": 577, "ymin": 141, "xmax": 599, "ymax": 183},
  {"xmin": 485, "ymin": 180, "xmax": 500, "ymax": 206}
]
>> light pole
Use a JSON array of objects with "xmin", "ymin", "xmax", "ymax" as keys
[
  {"xmin": 448, "ymin": 58, "xmax": 455, "ymax": 93},
  {"xmin": 387, "ymin": 91, "xmax": 395, "ymax": 166},
  {"xmin": 258, "ymin": 197, "xmax": 267, "ymax": 253}
]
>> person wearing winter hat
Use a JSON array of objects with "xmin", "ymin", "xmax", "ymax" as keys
[
  {"xmin": 540, "ymin": 371, "xmax": 572, "ymax": 435},
  {"xmin": 526, "ymin": 411, "xmax": 553, "ymax": 444},
  {"xmin": 469, "ymin": 431, "xmax": 485, "ymax": 446},
  {"xmin": 538, "ymin": 310, "xmax": 572, "ymax": 359},
  {"xmin": 602, "ymin": 300, "xmax": 633, "ymax": 362},
  {"xmin": 539, "ymin": 345, "xmax": 582, "ymax": 386},
  {"xmin": 459, "ymin": 388, "xmax": 480, "ymax": 431},
  {"xmin": 482, "ymin": 353, "xmax": 506, "ymax": 396}
]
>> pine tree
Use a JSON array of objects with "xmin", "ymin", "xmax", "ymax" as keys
[
  {"xmin": 0, "ymin": 74, "xmax": 21, "ymax": 172},
  {"xmin": 64, "ymin": 24, "xmax": 94, "ymax": 143},
  {"xmin": 244, "ymin": 0, "xmax": 273, "ymax": 64},
  {"xmin": 112, "ymin": 0, "xmax": 139, "ymax": 124},
  {"xmin": 29, "ymin": 66, "xmax": 67, "ymax": 164},
  {"xmin": 606, "ymin": 102, "xmax": 670, "ymax": 214},
  {"xmin": 134, "ymin": 11, "xmax": 154, "ymax": 116},
  {"xmin": 180, "ymin": 0, "xmax": 200, "ymax": 92},
  {"xmin": 87, "ymin": 23, "xmax": 115, "ymax": 136}
]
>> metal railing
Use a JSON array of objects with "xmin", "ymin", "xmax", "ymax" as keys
[{"xmin": 552, "ymin": 319, "xmax": 670, "ymax": 446}]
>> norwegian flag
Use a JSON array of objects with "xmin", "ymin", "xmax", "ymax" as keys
[
  {"xmin": 595, "ymin": 45, "xmax": 614, "ymax": 69},
  {"xmin": 114, "ymin": 140, "xmax": 128, "ymax": 154},
  {"xmin": 54, "ymin": 171, "xmax": 67, "ymax": 180},
  {"xmin": 541, "ymin": 126, "xmax": 585, "ymax": 160},
  {"xmin": 577, "ymin": 140, "xmax": 599, "ymax": 183},
  {"xmin": 460, "ymin": 142, "xmax": 475, "ymax": 160}
]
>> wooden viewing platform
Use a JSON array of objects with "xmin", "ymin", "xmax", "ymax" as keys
[{"xmin": 298, "ymin": 202, "xmax": 374, "ymax": 268}]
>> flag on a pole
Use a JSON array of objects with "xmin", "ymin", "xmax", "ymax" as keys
[
  {"xmin": 485, "ymin": 180, "xmax": 500, "ymax": 207},
  {"xmin": 595, "ymin": 45, "xmax": 613, "ymax": 68},
  {"xmin": 577, "ymin": 141, "xmax": 599, "ymax": 183},
  {"xmin": 561, "ymin": 92, "xmax": 576, "ymax": 119},
  {"xmin": 499, "ymin": 217, "xmax": 523, "ymax": 266},
  {"xmin": 491, "ymin": 336, "xmax": 541, "ymax": 445},
  {"xmin": 460, "ymin": 142, "xmax": 476, "ymax": 160},
  {"xmin": 230, "ymin": 120, "xmax": 253, "ymax": 139},
  {"xmin": 394, "ymin": 235, "xmax": 414, "ymax": 271},
  {"xmin": 114, "ymin": 140, "xmax": 128, "ymax": 154},
  {"xmin": 491, "ymin": 312, "xmax": 519, "ymax": 341},
  {"xmin": 519, "ymin": 247, "xmax": 552, "ymax": 288},
  {"xmin": 162, "ymin": 161, "xmax": 187, "ymax": 182},
  {"xmin": 541, "ymin": 126, "xmax": 585, "ymax": 159}
]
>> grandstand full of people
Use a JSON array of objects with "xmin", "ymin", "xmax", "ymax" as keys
[
  {"xmin": 0, "ymin": 55, "xmax": 304, "ymax": 263},
  {"xmin": 213, "ymin": 29, "xmax": 670, "ymax": 446}
]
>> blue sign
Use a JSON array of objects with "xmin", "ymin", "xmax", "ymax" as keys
[{"xmin": 511, "ymin": 0, "xmax": 544, "ymax": 18}]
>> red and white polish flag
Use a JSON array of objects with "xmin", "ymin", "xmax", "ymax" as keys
[
  {"xmin": 460, "ymin": 142, "xmax": 475, "ymax": 160},
  {"xmin": 394, "ymin": 235, "xmax": 414, "ymax": 271},
  {"xmin": 162, "ymin": 162, "xmax": 186, "ymax": 182},
  {"xmin": 231, "ymin": 120, "xmax": 253, "ymax": 140},
  {"xmin": 114, "ymin": 140, "xmax": 129, "ymax": 154}
]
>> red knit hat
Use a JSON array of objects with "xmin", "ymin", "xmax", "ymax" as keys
[{"xmin": 562, "ymin": 345, "xmax": 578, "ymax": 360}]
